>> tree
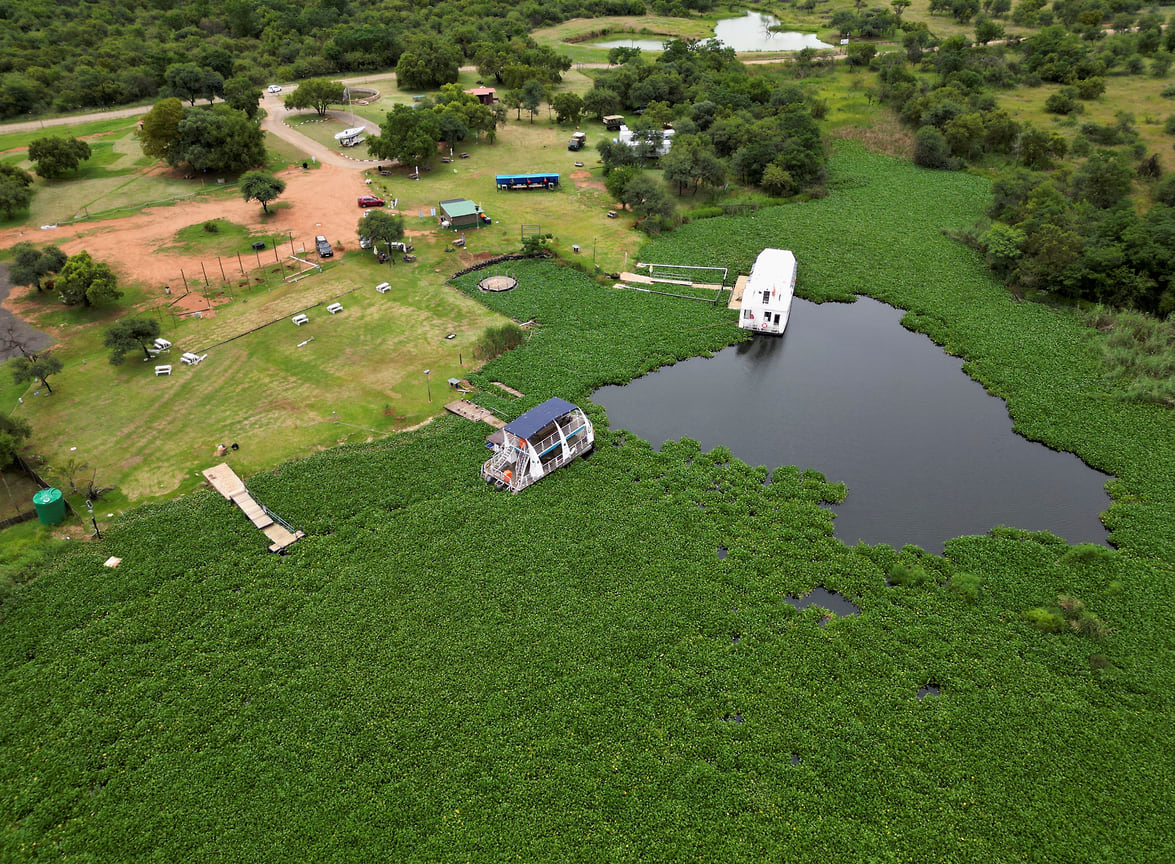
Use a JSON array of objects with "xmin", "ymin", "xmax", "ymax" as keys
[
  {"xmin": 57, "ymin": 251, "xmax": 122, "ymax": 308},
  {"xmin": 583, "ymin": 87, "xmax": 622, "ymax": 120},
  {"xmin": 223, "ymin": 76, "xmax": 262, "ymax": 120},
  {"xmin": 170, "ymin": 104, "xmax": 266, "ymax": 173},
  {"xmin": 396, "ymin": 36, "xmax": 460, "ymax": 90},
  {"xmin": 9, "ymin": 243, "xmax": 67, "ymax": 294},
  {"xmin": 761, "ymin": 163, "xmax": 795, "ymax": 197},
  {"xmin": 138, "ymin": 98, "xmax": 185, "ymax": 161},
  {"xmin": 368, "ymin": 104, "xmax": 441, "ymax": 170},
  {"xmin": 520, "ymin": 80, "xmax": 545, "ymax": 124},
  {"xmin": 0, "ymin": 414, "xmax": 31, "ymax": 469},
  {"xmin": 0, "ymin": 164, "xmax": 34, "ymax": 219},
  {"xmin": 552, "ymin": 92, "xmax": 584, "ymax": 126},
  {"xmin": 283, "ymin": 79, "xmax": 346, "ymax": 118},
  {"xmin": 27, "ymin": 137, "xmax": 91, "ymax": 179},
  {"xmin": 164, "ymin": 63, "xmax": 209, "ymax": 106},
  {"xmin": 974, "ymin": 15, "xmax": 1006, "ymax": 44},
  {"xmin": 622, "ymin": 172, "xmax": 675, "ymax": 224},
  {"xmin": 103, "ymin": 317, "xmax": 162, "ymax": 365},
  {"xmin": 845, "ymin": 42, "xmax": 878, "ymax": 70},
  {"xmin": 359, "ymin": 210, "xmax": 406, "ymax": 259},
  {"xmin": 892, "ymin": 0, "xmax": 912, "ymax": 18},
  {"xmin": 913, "ymin": 126, "xmax": 956, "ymax": 169},
  {"xmin": 11, "ymin": 352, "xmax": 63, "ymax": 394},
  {"xmin": 240, "ymin": 172, "xmax": 286, "ymax": 214},
  {"xmin": 605, "ymin": 164, "xmax": 640, "ymax": 206},
  {"xmin": 1072, "ymin": 150, "xmax": 1133, "ymax": 210}
]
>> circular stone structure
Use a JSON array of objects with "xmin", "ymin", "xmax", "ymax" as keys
[{"xmin": 478, "ymin": 275, "xmax": 518, "ymax": 292}]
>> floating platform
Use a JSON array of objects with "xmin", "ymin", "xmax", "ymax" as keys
[{"xmin": 203, "ymin": 462, "xmax": 304, "ymax": 552}]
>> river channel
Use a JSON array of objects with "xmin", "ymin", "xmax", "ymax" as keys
[{"xmin": 592, "ymin": 296, "xmax": 1111, "ymax": 553}]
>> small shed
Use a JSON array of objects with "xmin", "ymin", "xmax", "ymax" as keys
[
  {"xmin": 439, "ymin": 198, "xmax": 487, "ymax": 230},
  {"xmin": 465, "ymin": 87, "xmax": 497, "ymax": 105}
]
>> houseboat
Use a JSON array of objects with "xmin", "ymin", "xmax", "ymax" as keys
[
  {"xmin": 482, "ymin": 398, "xmax": 594, "ymax": 493},
  {"xmin": 738, "ymin": 248, "xmax": 796, "ymax": 336}
]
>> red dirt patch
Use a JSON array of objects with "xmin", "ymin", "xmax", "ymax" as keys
[
  {"xmin": 569, "ymin": 169, "xmax": 606, "ymax": 192},
  {"xmin": 0, "ymin": 163, "xmax": 374, "ymax": 295}
]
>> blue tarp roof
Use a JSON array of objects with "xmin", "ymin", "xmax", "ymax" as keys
[{"xmin": 504, "ymin": 397, "xmax": 579, "ymax": 440}]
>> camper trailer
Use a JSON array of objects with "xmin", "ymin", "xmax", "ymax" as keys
[
  {"xmin": 739, "ymin": 249, "xmax": 796, "ymax": 336},
  {"xmin": 482, "ymin": 398, "xmax": 594, "ymax": 493}
]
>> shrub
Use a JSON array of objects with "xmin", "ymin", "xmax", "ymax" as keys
[
  {"xmin": 1024, "ymin": 607, "xmax": 1067, "ymax": 633},
  {"xmin": 889, "ymin": 562, "xmax": 934, "ymax": 588},
  {"xmin": 473, "ymin": 322, "xmax": 525, "ymax": 361},
  {"xmin": 1059, "ymin": 543, "xmax": 1116, "ymax": 566},
  {"xmin": 202, "ymin": 220, "xmax": 219, "ymax": 233},
  {"xmin": 948, "ymin": 572, "xmax": 983, "ymax": 603}
]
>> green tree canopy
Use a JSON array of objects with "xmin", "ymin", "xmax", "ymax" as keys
[
  {"xmin": 9, "ymin": 243, "xmax": 66, "ymax": 293},
  {"xmin": 138, "ymin": 98, "xmax": 184, "ymax": 161},
  {"xmin": 0, "ymin": 413, "xmax": 31, "ymax": 469},
  {"xmin": 170, "ymin": 104, "xmax": 266, "ymax": 174},
  {"xmin": 552, "ymin": 92, "xmax": 584, "ymax": 126},
  {"xmin": 27, "ymin": 137, "xmax": 91, "ymax": 179},
  {"xmin": 223, "ymin": 77, "xmax": 262, "ymax": 120},
  {"xmin": 396, "ymin": 36, "xmax": 460, "ymax": 90},
  {"xmin": 103, "ymin": 316, "xmax": 162, "ymax": 365},
  {"xmin": 57, "ymin": 252, "xmax": 122, "ymax": 308},
  {"xmin": 11, "ymin": 352, "xmax": 63, "ymax": 394},
  {"xmin": 240, "ymin": 172, "xmax": 287, "ymax": 214},
  {"xmin": 368, "ymin": 104, "xmax": 441, "ymax": 170},
  {"xmin": 0, "ymin": 164, "xmax": 34, "ymax": 219},
  {"xmin": 359, "ymin": 210, "xmax": 406, "ymax": 252},
  {"xmin": 283, "ymin": 79, "xmax": 346, "ymax": 118}
]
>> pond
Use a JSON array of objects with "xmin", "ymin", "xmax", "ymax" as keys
[
  {"xmin": 593, "ymin": 12, "xmax": 832, "ymax": 53},
  {"xmin": 592, "ymin": 296, "xmax": 1111, "ymax": 553}
]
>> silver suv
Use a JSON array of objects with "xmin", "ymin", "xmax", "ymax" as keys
[{"xmin": 315, "ymin": 235, "xmax": 333, "ymax": 257}]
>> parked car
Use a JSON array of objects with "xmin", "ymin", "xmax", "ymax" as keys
[
  {"xmin": 358, "ymin": 195, "xmax": 385, "ymax": 208},
  {"xmin": 267, "ymin": 84, "xmax": 282, "ymax": 93},
  {"xmin": 315, "ymin": 235, "xmax": 333, "ymax": 257},
  {"xmin": 359, "ymin": 235, "xmax": 372, "ymax": 249}
]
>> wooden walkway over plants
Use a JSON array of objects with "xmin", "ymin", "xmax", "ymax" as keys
[{"xmin": 202, "ymin": 462, "xmax": 304, "ymax": 552}]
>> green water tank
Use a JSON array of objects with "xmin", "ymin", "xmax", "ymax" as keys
[{"xmin": 32, "ymin": 488, "xmax": 66, "ymax": 525}]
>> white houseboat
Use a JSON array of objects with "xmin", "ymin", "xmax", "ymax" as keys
[
  {"xmin": 738, "ymin": 248, "xmax": 797, "ymax": 336},
  {"xmin": 482, "ymin": 398, "xmax": 594, "ymax": 493}
]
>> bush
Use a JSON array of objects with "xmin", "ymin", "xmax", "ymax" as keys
[
  {"xmin": 202, "ymin": 220, "xmax": 219, "ymax": 233},
  {"xmin": 913, "ymin": 126, "xmax": 957, "ymax": 170},
  {"xmin": 1024, "ymin": 607, "xmax": 1067, "ymax": 633},
  {"xmin": 685, "ymin": 206, "xmax": 724, "ymax": 221},
  {"xmin": 889, "ymin": 561, "xmax": 935, "ymax": 588},
  {"xmin": 948, "ymin": 572, "xmax": 983, "ymax": 603},
  {"xmin": 473, "ymin": 322, "xmax": 526, "ymax": 361}
]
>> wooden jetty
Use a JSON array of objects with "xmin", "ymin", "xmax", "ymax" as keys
[
  {"xmin": 203, "ymin": 462, "xmax": 304, "ymax": 552},
  {"xmin": 444, "ymin": 400, "xmax": 505, "ymax": 428},
  {"xmin": 491, "ymin": 382, "xmax": 524, "ymax": 398},
  {"xmin": 728, "ymin": 274, "xmax": 748, "ymax": 310}
]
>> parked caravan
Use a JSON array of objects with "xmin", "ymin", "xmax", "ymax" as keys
[{"xmin": 738, "ymin": 248, "xmax": 796, "ymax": 336}]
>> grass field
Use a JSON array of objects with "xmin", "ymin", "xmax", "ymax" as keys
[
  {"xmin": 1, "ymin": 107, "xmax": 649, "ymax": 517},
  {"xmin": 1, "ymin": 144, "xmax": 1173, "ymax": 861}
]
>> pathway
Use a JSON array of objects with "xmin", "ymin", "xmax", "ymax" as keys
[{"xmin": 203, "ymin": 462, "xmax": 304, "ymax": 552}]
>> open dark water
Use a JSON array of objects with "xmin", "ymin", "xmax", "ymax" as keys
[{"xmin": 593, "ymin": 296, "xmax": 1111, "ymax": 553}]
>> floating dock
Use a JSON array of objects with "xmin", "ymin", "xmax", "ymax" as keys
[{"xmin": 203, "ymin": 462, "xmax": 304, "ymax": 552}]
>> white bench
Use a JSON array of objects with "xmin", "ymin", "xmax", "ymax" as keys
[
  {"xmin": 180, "ymin": 352, "xmax": 207, "ymax": 366},
  {"xmin": 154, "ymin": 338, "xmax": 172, "ymax": 350},
  {"xmin": 292, "ymin": 314, "xmax": 310, "ymax": 326},
  {"xmin": 327, "ymin": 303, "xmax": 343, "ymax": 314},
  {"xmin": 154, "ymin": 365, "xmax": 172, "ymax": 376},
  {"xmin": 375, "ymin": 282, "xmax": 391, "ymax": 294}
]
